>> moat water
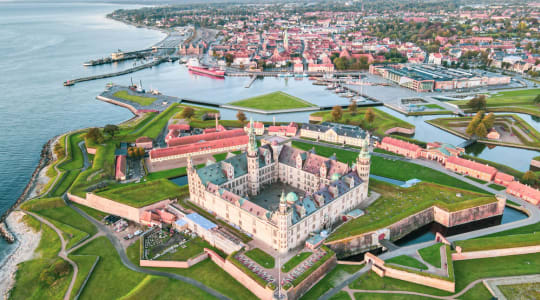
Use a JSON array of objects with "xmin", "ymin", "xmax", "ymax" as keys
[{"xmin": 0, "ymin": 1, "xmax": 538, "ymax": 264}]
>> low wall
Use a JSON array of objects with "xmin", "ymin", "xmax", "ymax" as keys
[
  {"xmin": 205, "ymin": 249, "xmax": 274, "ymax": 300},
  {"xmin": 452, "ymin": 245, "xmax": 540, "ymax": 261},
  {"xmin": 382, "ymin": 265, "xmax": 455, "ymax": 292},
  {"xmin": 326, "ymin": 197, "xmax": 504, "ymax": 258},
  {"xmin": 384, "ymin": 127, "xmax": 415, "ymax": 135},
  {"xmin": 531, "ymin": 159, "xmax": 540, "ymax": 171},
  {"xmin": 96, "ymin": 95, "xmax": 139, "ymax": 116},
  {"xmin": 86, "ymin": 147, "xmax": 97, "ymax": 155},
  {"xmin": 309, "ymin": 115, "xmax": 323, "ymax": 123},
  {"xmin": 287, "ymin": 254, "xmax": 337, "ymax": 300},
  {"xmin": 140, "ymin": 252, "xmax": 208, "ymax": 268}
]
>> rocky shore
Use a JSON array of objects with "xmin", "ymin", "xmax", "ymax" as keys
[{"xmin": 0, "ymin": 211, "xmax": 41, "ymax": 298}]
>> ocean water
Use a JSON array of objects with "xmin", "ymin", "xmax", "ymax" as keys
[{"xmin": 0, "ymin": 1, "xmax": 164, "ymax": 264}]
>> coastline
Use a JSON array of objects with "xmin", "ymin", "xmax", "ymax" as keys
[{"xmin": 0, "ymin": 211, "xmax": 41, "ymax": 299}]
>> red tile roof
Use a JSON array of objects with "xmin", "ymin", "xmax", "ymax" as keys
[
  {"xmin": 168, "ymin": 124, "xmax": 191, "ymax": 131},
  {"xmin": 245, "ymin": 121, "xmax": 264, "ymax": 129},
  {"xmin": 507, "ymin": 181, "xmax": 540, "ymax": 204},
  {"xmin": 167, "ymin": 128, "xmax": 244, "ymax": 147},
  {"xmin": 446, "ymin": 156, "xmax": 497, "ymax": 176},
  {"xmin": 381, "ymin": 137, "xmax": 422, "ymax": 152},
  {"xmin": 136, "ymin": 136, "xmax": 153, "ymax": 143},
  {"xmin": 151, "ymin": 135, "xmax": 248, "ymax": 159},
  {"xmin": 115, "ymin": 155, "xmax": 126, "ymax": 180},
  {"xmin": 495, "ymin": 172, "xmax": 514, "ymax": 182}
]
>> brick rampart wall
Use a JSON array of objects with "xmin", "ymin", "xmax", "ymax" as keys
[
  {"xmin": 452, "ymin": 245, "xmax": 540, "ymax": 261},
  {"xmin": 139, "ymin": 252, "xmax": 209, "ymax": 268},
  {"xmin": 384, "ymin": 127, "xmax": 415, "ymax": 135},
  {"xmin": 287, "ymin": 254, "xmax": 337, "ymax": 300},
  {"xmin": 382, "ymin": 265, "xmax": 455, "ymax": 292}
]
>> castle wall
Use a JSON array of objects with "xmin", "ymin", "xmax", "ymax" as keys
[
  {"xmin": 286, "ymin": 253, "xmax": 337, "ymax": 300},
  {"xmin": 139, "ymin": 252, "xmax": 208, "ymax": 268},
  {"xmin": 452, "ymin": 245, "xmax": 540, "ymax": 260}
]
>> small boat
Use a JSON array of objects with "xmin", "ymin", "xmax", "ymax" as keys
[
  {"xmin": 326, "ymin": 84, "xmax": 337, "ymax": 90},
  {"xmin": 63, "ymin": 80, "xmax": 74, "ymax": 86}
]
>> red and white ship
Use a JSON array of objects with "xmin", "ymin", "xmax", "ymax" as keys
[{"xmin": 186, "ymin": 59, "xmax": 225, "ymax": 77}]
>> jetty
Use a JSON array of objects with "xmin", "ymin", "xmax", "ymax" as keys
[
  {"xmin": 64, "ymin": 57, "xmax": 177, "ymax": 86},
  {"xmin": 244, "ymin": 75, "xmax": 257, "ymax": 88}
]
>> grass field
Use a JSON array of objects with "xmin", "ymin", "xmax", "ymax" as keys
[
  {"xmin": 310, "ymin": 107, "xmax": 414, "ymax": 136},
  {"xmin": 354, "ymin": 293, "xmax": 432, "ymax": 300},
  {"xmin": 127, "ymin": 240, "xmax": 257, "ymax": 299},
  {"xmin": 227, "ymin": 91, "xmax": 316, "ymax": 111},
  {"xmin": 96, "ymin": 179, "xmax": 184, "ymax": 207},
  {"xmin": 499, "ymin": 282, "xmax": 540, "ymax": 300},
  {"xmin": 282, "ymin": 252, "xmax": 313, "ymax": 272},
  {"xmin": 244, "ymin": 248, "xmax": 275, "ymax": 269},
  {"xmin": 328, "ymin": 180, "xmax": 495, "ymax": 242},
  {"xmin": 458, "ymin": 282, "xmax": 493, "ymax": 300},
  {"xmin": 292, "ymin": 246, "xmax": 334, "ymax": 286},
  {"xmin": 292, "ymin": 141, "xmax": 488, "ymax": 194},
  {"xmin": 418, "ymin": 243, "xmax": 442, "ymax": 268},
  {"xmin": 455, "ymin": 233, "xmax": 540, "ymax": 252},
  {"xmin": 300, "ymin": 264, "xmax": 362, "ymax": 300},
  {"xmin": 451, "ymin": 88, "xmax": 540, "ymax": 117},
  {"xmin": 386, "ymin": 255, "xmax": 428, "ymax": 270},
  {"xmin": 349, "ymin": 270, "xmax": 451, "ymax": 296},
  {"xmin": 119, "ymin": 275, "xmax": 217, "ymax": 300},
  {"xmin": 157, "ymin": 237, "xmax": 210, "ymax": 261},
  {"xmin": 68, "ymin": 255, "xmax": 98, "ymax": 300},
  {"xmin": 488, "ymin": 183, "xmax": 506, "ymax": 191},
  {"xmin": 113, "ymin": 90, "xmax": 157, "ymax": 106},
  {"xmin": 10, "ymin": 215, "xmax": 73, "ymax": 300}
]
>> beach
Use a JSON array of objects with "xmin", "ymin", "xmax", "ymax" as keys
[{"xmin": 0, "ymin": 211, "xmax": 41, "ymax": 298}]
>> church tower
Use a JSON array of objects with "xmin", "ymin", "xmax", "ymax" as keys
[
  {"xmin": 356, "ymin": 134, "xmax": 371, "ymax": 184},
  {"xmin": 283, "ymin": 29, "xmax": 289, "ymax": 51},
  {"xmin": 247, "ymin": 118, "xmax": 260, "ymax": 196},
  {"xmin": 277, "ymin": 190, "xmax": 290, "ymax": 253}
]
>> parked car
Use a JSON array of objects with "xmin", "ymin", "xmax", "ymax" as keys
[{"xmin": 134, "ymin": 230, "xmax": 143, "ymax": 236}]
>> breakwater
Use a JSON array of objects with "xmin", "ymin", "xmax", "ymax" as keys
[{"xmin": 64, "ymin": 57, "xmax": 174, "ymax": 86}]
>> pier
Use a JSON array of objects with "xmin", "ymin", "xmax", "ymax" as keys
[
  {"xmin": 244, "ymin": 75, "xmax": 257, "ymax": 88},
  {"xmin": 64, "ymin": 57, "xmax": 176, "ymax": 86}
]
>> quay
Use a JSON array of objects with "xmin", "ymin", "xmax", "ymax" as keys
[
  {"xmin": 244, "ymin": 75, "xmax": 257, "ymax": 88},
  {"xmin": 83, "ymin": 47, "xmax": 177, "ymax": 66},
  {"xmin": 64, "ymin": 57, "xmax": 177, "ymax": 86}
]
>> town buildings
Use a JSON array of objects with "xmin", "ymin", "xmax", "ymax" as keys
[
  {"xmin": 300, "ymin": 122, "xmax": 368, "ymax": 147},
  {"xmin": 186, "ymin": 120, "xmax": 371, "ymax": 253}
]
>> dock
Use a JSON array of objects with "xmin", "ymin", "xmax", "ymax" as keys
[
  {"xmin": 64, "ymin": 57, "xmax": 176, "ymax": 86},
  {"xmin": 244, "ymin": 75, "xmax": 257, "ymax": 88}
]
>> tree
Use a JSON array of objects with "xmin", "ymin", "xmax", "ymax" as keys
[
  {"xmin": 364, "ymin": 108, "xmax": 375, "ymax": 123},
  {"xmin": 475, "ymin": 122, "xmax": 487, "ymax": 137},
  {"xmin": 137, "ymin": 147, "xmax": 145, "ymax": 157},
  {"xmin": 465, "ymin": 120, "xmax": 478, "ymax": 136},
  {"xmin": 522, "ymin": 171, "xmax": 538, "ymax": 185},
  {"xmin": 534, "ymin": 94, "xmax": 540, "ymax": 104},
  {"xmin": 482, "ymin": 112, "xmax": 495, "ymax": 130},
  {"xmin": 104, "ymin": 124, "xmax": 119, "ymax": 138},
  {"xmin": 181, "ymin": 107, "xmax": 195, "ymax": 119},
  {"xmin": 331, "ymin": 106, "xmax": 343, "ymax": 121},
  {"xmin": 236, "ymin": 111, "xmax": 247, "ymax": 123},
  {"xmin": 127, "ymin": 147, "xmax": 134, "ymax": 158},
  {"xmin": 467, "ymin": 95, "xmax": 487, "ymax": 111},
  {"xmin": 348, "ymin": 101, "xmax": 357, "ymax": 115},
  {"xmin": 54, "ymin": 142, "xmax": 65, "ymax": 159},
  {"xmin": 86, "ymin": 128, "xmax": 104, "ymax": 144}
]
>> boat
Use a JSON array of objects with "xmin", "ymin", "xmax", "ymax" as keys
[
  {"xmin": 63, "ymin": 80, "xmax": 74, "ymax": 86},
  {"xmin": 326, "ymin": 84, "xmax": 337, "ymax": 90},
  {"xmin": 334, "ymin": 87, "xmax": 345, "ymax": 93},
  {"xmin": 188, "ymin": 65, "xmax": 226, "ymax": 77}
]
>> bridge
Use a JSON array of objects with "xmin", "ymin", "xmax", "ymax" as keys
[
  {"xmin": 458, "ymin": 138, "xmax": 477, "ymax": 148},
  {"xmin": 379, "ymin": 239, "xmax": 400, "ymax": 251}
]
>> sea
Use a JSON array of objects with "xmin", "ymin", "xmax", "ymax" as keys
[{"xmin": 0, "ymin": 1, "xmax": 538, "ymax": 266}]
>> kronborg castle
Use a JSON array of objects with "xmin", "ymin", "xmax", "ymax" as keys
[{"xmin": 187, "ymin": 120, "xmax": 372, "ymax": 253}]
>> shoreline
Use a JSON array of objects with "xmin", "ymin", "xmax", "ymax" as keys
[{"xmin": 0, "ymin": 211, "xmax": 41, "ymax": 299}]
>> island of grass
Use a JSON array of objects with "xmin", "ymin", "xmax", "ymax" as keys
[
  {"xmin": 386, "ymin": 255, "xmax": 428, "ymax": 270},
  {"xmin": 244, "ymin": 248, "xmax": 275, "ymax": 268},
  {"xmin": 450, "ymin": 88, "xmax": 540, "ymax": 117},
  {"xmin": 309, "ymin": 107, "xmax": 414, "ymax": 136},
  {"xmin": 95, "ymin": 179, "xmax": 184, "ymax": 208},
  {"xmin": 427, "ymin": 114, "xmax": 540, "ymax": 150},
  {"xmin": 226, "ymin": 91, "xmax": 316, "ymax": 112},
  {"xmin": 326, "ymin": 179, "xmax": 497, "ymax": 242},
  {"xmin": 113, "ymin": 90, "xmax": 157, "ymax": 106}
]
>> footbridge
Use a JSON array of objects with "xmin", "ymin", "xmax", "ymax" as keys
[
  {"xmin": 379, "ymin": 239, "xmax": 400, "ymax": 251},
  {"xmin": 458, "ymin": 138, "xmax": 477, "ymax": 148}
]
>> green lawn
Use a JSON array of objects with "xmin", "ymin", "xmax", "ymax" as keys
[
  {"xmin": 281, "ymin": 252, "xmax": 313, "ymax": 272},
  {"xmin": 119, "ymin": 275, "xmax": 217, "ymax": 300},
  {"xmin": 330, "ymin": 291, "xmax": 352, "ymax": 300},
  {"xmin": 157, "ymin": 237, "xmax": 209, "ymax": 261},
  {"xmin": 146, "ymin": 167, "xmax": 187, "ymax": 180},
  {"xmin": 292, "ymin": 246, "xmax": 334, "ymax": 286},
  {"xmin": 68, "ymin": 255, "xmax": 98, "ymax": 300},
  {"xmin": 227, "ymin": 91, "xmax": 315, "ymax": 111},
  {"xmin": 418, "ymin": 243, "xmax": 442, "ymax": 268},
  {"xmin": 95, "ymin": 179, "xmax": 184, "ymax": 208},
  {"xmin": 451, "ymin": 89, "xmax": 540, "ymax": 117},
  {"xmin": 354, "ymin": 293, "xmax": 433, "ymax": 300},
  {"xmin": 113, "ymin": 90, "xmax": 157, "ymax": 106},
  {"xmin": 328, "ymin": 180, "xmax": 495, "ymax": 242},
  {"xmin": 457, "ymin": 282, "xmax": 493, "ymax": 300},
  {"xmin": 482, "ymin": 221, "xmax": 540, "ymax": 238},
  {"xmin": 10, "ymin": 215, "xmax": 73, "ymax": 300},
  {"xmin": 499, "ymin": 282, "xmax": 540, "ymax": 300},
  {"xmin": 244, "ymin": 248, "xmax": 275, "ymax": 268},
  {"xmin": 291, "ymin": 141, "xmax": 488, "ymax": 194},
  {"xmin": 488, "ymin": 183, "xmax": 506, "ymax": 191},
  {"xmin": 300, "ymin": 264, "xmax": 362, "ymax": 300},
  {"xmin": 455, "ymin": 233, "xmax": 540, "ymax": 252},
  {"xmin": 46, "ymin": 132, "xmax": 86, "ymax": 198},
  {"xmin": 310, "ymin": 107, "xmax": 414, "ymax": 136},
  {"xmin": 137, "ymin": 104, "xmax": 183, "ymax": 139},
  {"xmin": 127, "ymin": 240, "xmax": 257, "ymax": 300},
  {"xmin": 386, "ymin": 255, "xmax": 428, "ymax": 270},
  {"xmin": 73, "ymin": 203, "xmax": 107, "ymax": 221},
  {"xmin": 421, "ymin": 104, "xmax": 445, "ymax": 110},
  {"xmin": 465, "ymin": 176, "xmax": 487, "ymax": 184}
]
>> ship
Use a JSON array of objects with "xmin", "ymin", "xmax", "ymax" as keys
[{"xmin": 188, "ymin": 65, "xmax": 225, "ymax": 77}]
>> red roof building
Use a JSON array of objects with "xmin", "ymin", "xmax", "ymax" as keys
[
  {"xmin": 115, "ymin": 155, "xmax": 126, "ymax": 181},
  {"xmin": 506, "ymin": 181, "xmax": 540, "ymax": 205},
  {"xmin": 494, "ymin": 172, "xmax": 514, "ymax": 187},
  {"xmin": 268, "ymin": 122, "xmax": 297, "ymax": 137},
  {"xmin": 244, "ymin": 121, "xmax": 265, "ymax": 135},
  {"xmin": 378, "ymin": 137, "xmax": 422, "ymax": 159},
  {"xmin": 136, "ymin": 136, "xmax": 153, "ymax": 150},
  {"xmin": 167, "ymin": 128, "xmax": 243, "ymax": 147},
  {"xmin": 168, "ymin": 124, "xmax": 191, "ymax": 131},
  {"xmin": 150, "ymin": 135, "xmax": 249, "ymax": 162},
  {"xmin": 445, "ymin": 156, "xmax": 497, "ymax": 182}
]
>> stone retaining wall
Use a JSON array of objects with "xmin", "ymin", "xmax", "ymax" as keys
[
  {"xmin": 452, "ymin": 245, "xmax": 540, "ymax": 261},
  {"xmin": 384, "ymin": 127, "xmax": 415, "ymax": 135},
  {"xmin": 139, "ymin": 252, "xmax": 208, "ymax": 268},
  {"xmin": 96, "ymin": 95, "xmax": 139, "ymax": 116},
  {"xmin": 286, "ymin": 253, "xmax": 337, "ymax": 300}
]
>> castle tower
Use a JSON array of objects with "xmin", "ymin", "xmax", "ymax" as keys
[
  {"xmin": 283, "ymin": 29, "xmax": 289, "ymax": 51},
  {"xmin": 356, "ymin": 135, "xmax": 371, "ymax": 185},
  {"xmin": 247, "ymin": 118, "xmax": 260, "ymax": 196},
  {"xmin": 186, "ymin": 155, "xmax": 197, "ymax": 202},
  {"xmin": 277, "ymin": 190, "xmax": 290, "ymax": 253}
]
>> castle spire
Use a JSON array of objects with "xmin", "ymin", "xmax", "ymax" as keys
[{"xmin": 247, "ymin": 117, "xmax": 258, "ymax": 155}]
